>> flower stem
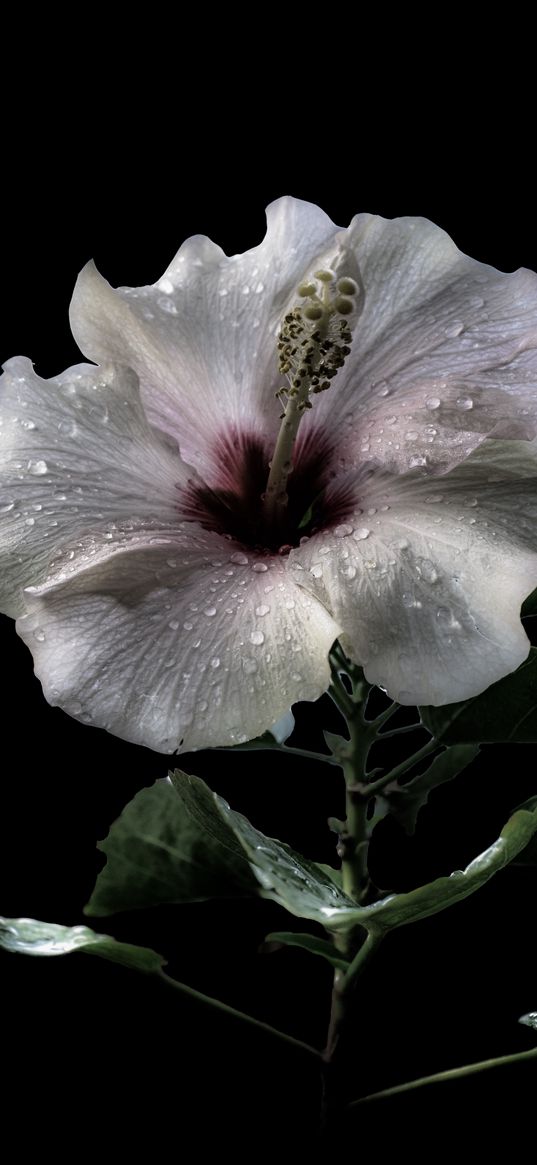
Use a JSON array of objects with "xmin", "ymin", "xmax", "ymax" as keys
[
  {"xmin": 323, "ymin": 932, "xmax": 381, "ymax": 1063},
  {"xmin": 348, "ymin": 1047, "xmax": 537, "ymax": 1106},
  {"xmin": 157, "ymin": 971, "xmax": 321, "ymax": 1062}
]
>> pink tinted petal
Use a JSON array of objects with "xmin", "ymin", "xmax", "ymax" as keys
[
  {"xmin": 17, "ymin": 524, "xmax": 340, "ymax": 752},
  {"xmin": 69, "ymin": 197, "xmax": 340, "ymax": 478},
  {"xmin": 0, "ymin": 358, "xmax": 191, "ymax": 617},
  {"xmin": 289, "ymin": 439, "xmax": 537, "ymax": 705},
  {"xmin": 306, "ymin": 214, "xmax": 537, "ymax": 476}
]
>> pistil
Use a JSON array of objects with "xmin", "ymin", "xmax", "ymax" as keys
[{"xmin": 263, "ymin": 270, "xmax": 358, "ymax": 532}]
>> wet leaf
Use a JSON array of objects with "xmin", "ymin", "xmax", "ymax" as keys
[
  {"xmin": 264, "ymin": 931, "xmax": 350, "ymax": 970},
  {"xmin": 420, "ymin": 649, "xmax": 537, "ymax": 743},
  {"xmin": 85, "ymin": 776, "xmax": 258, "ymax": 916},
  {"xmin": 0, "ymin": 917, "xmax": 165, "ymax": 974},
  {"xmin": 385, "ymin": 744, "xmax": 480, "ymax": 833}
]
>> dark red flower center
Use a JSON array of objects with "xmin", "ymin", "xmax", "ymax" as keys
[{"xmin": 179, "ymin": 426, "xmax": 354, "ymax": 553}]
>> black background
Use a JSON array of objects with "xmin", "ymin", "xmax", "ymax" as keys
[{"xmin": 2, "ymin": 43, "xmax": 536, "ymax": 1151}]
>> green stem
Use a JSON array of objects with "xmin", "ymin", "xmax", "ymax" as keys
[
  {"xmin": 323, "ymin": 932, "xmax": 381, "ymax": 1064},
  {"xmin": 158, "ymin": 971, "xmax": 321, "ymax": 1062},
  {"xmin": 365, "ymin": 738, "xmax": 439, "ymax": 798},
  {"xmin": 280, "ymin": 745, "xmax": 341, "ymax": 768},
  {"xmin": 377, "ymin": 722, "xmax": 422, "ymax": 739},
  {"xmin": 348, "ymin": 1047, "xmax": 537, "ymax": 1106}
]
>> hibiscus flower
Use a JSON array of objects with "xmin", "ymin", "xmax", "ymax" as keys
[{"xmin": 1, "ymin": 197, "xmax": 537, "ymax": 752}]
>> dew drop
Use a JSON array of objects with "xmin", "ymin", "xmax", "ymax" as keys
[
  {"xmin": 243, "ymin": 658, "xmax": 258, "ymax": 674},
  {"xmin": 402, "ymin": 593, "xmax": 422, "ymax": 608},
  {"xmin": 20, "ymin": 419, "xmax": 36, "ymax": 430},
  {"xmin": 25, "ymin": 516, "xmax": 35, "ymax": 526},
  {"xmin": 310, "ymin": 563, "xmax": 323, "ymax": 578},
  {"xmin": 334, "ymin": 523, "xmax": 353, "ymax": 538},
  {"xmin": 158, "ymin": 296, "xmax": 178, "ymax": 315},
  {"xmin": 417, "ymin": 559, "xmax": 438, "ymax": 583},
  {"xmin": 33, "ymin": 627, "xmax": 46, "ymax": 642},
  {"xmin": 252, "ymin": 562, "xmax": 269, "ymax": 572},
  {"xmin": 0, "ymin": 499, "xmax": 15, "ymax": 513},
  {"xmin": 210, "ymin": 657, "xmax": 221, "ymax": 668},
  {"xmin": 353, "ymin": 527, "xmax": 370, "ymax": 540},
  {"xmin": 204, "ymin": 606, "xmax": 217, "ymax": 617},
  {"xmin": 445, "ymin": 320, "xmax": 464, "ymax": 338},
  {"xmin": 255, "ymin": 604, "xmax": 270, "ymax": 616},
  {"xmin": 230, "ymin": 551, "xmax": 249, "ymax": 565},
  {"xmin": 168, "ymin": 619, "xmax": 180, "ymax": 630},
  {"xmin": 250, "ymin": 630, "xmax": 265, "ymax": 645},
  {"xmin": 463, "ymin": 496, "xmax": 478, "ymax": 507},
  {"xmin": 426, "ymin": 397, "xmax": 441, "ymax": 410},
  {"xmin": 27, "ymin": 459, "xmax": 48, "ymax": 475},
  {"xmin": 456, "ymin": 397, "xmax": 474, "ymax": 410},
  {"xmin": 183, "ymin": 621, "xmax": 193, "ymax": 630}
]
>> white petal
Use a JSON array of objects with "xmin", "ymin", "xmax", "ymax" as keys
[
  {"xmin": 289, "ymin": 440, "xmax": 537, "ymax": 705},
  {"xmin": 17, "ymin": 525, "xmax": 340, "ymax": 752},
  {"xmin": 69, "ymin": 197, "xmax": 340, "ymax": 478},
  {"xmin": 268, "ymin": 709, "xmax": 295, "ymax": 743},
  {"xmin": 0, "ymin": 358, "xmax": 193, "ymax": 617},
  {"xmin": 307, "ymin": 214, "xmax": 537, "ymax": 476}
]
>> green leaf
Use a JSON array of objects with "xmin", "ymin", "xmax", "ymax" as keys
[
  {"xmin": 512, "ymin": 834, "xmax": 537, "ymax": 866},
  {"xmin": 356, "ymin": 799, "xmax": 537, "ymax": 934},
  {"xmin": 85, "ymin": 776, "xmax": 258, "ymax": 916},
  {"xmin": 420, "ymin": 649, "xmax": 537, "ymax": 743},
  {"xmin": 87, "ymin": 772, "xmax": 356, "ymax": 928},
  {"xmin": 264, "ymin": 931, "xmax": 350, "ymax": 971},
  {"xmin": 385, "ymin": 745, "xmax": 480, "ymax": 834},
  {"xmin": 209, "ymin": 787, "xmax": 358, "ymax": 929},
  {"xmin": 519, "ymin": 1012, "xmax": 537, "ymax": 1032},
  {"xmin": 323, "ymin": 731, "xmax": 347, "ymax": 757},
  {"xmin": 0, "ymin": 917, "xmax": 165, "ymax": 974}
]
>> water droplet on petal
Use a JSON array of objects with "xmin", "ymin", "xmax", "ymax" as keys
[
  {"xmin": 409, "ymin": 455, "xmax": 427, "ymax": 468},
  {"xmin": 353, "ymin": 527, "xmax": 370, "ymax": 541},
  {"xmin": 416, "ymin": 558, "xmax": 439, "ymax": 583},
  {"xmin": 426, "ymin": 397, "xmax": 441, "ymax": 410},
  {"xmin": 58, "ymin": 419, "xmax": 77, "ymax": 436},
  {"xmin": 456, "ymin": 397, "xmax": 474, "ymax": 410},
  {"xmin": 230, "ymin": 551, "xmax": 249, "ymax": 565},
  {"xmin": 27, "ymin": 459, "xmax": 48, "ymax": 475},
  {"xmin": 250, "ymin": 630, "xmax": 265, "ymax": 645},
  {"xmin": 0, "ymin": 499, "xmax": 15, "ymax": 513},
  {"xmin": 33, "ymin": 627, "xmax": 46, "ymax": 642},
  {"xmin": 255, "ymin": 604, "xmax": 270, "ymax": 616},
  {"xmin": 445, "ymin": 320, "xmax": 464, "ymax": 338},
  {"xmin": 334, "ymin": 523, "xmax": 353, "ymax": 538},
  {"xmin": 169, "ymin": 619, "xmax": 180, "ymax": 630},
  {"xmin": 252, "ymin": 561, "xmax": 269, "ymax": 572},
  {"xmin": 210, "ymin": 657, "xmax": 220, "ymax": 668},
  {"xmin": 310, "ymin": 563, "xmax": 323, "ymax": 578},
  {"xmin": 205, "ymin": 606, "xmax": 217, "ymax": 617}
]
